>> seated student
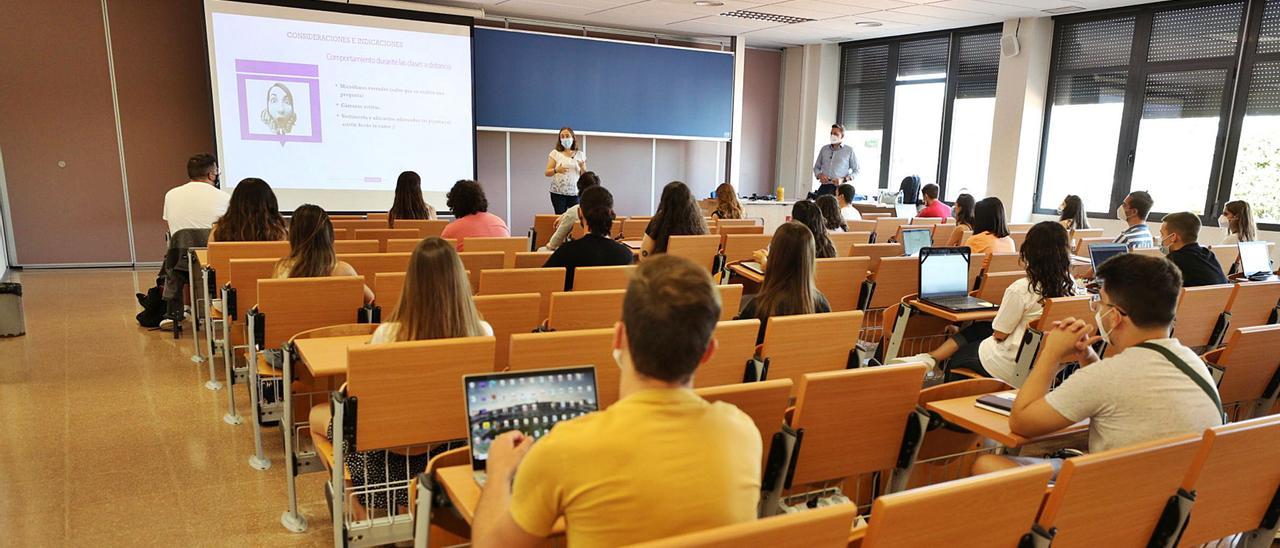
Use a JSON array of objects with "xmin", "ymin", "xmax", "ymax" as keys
[
  {"xmin": 1113, "ymin": 190, "xmax": 1155, "ymax": 249},
  {"xmin": 836, "ymin": 183, "xmax": 862, "ymax": 222},
  {"xmin": 1057, "ymin": 194, "xmax": 1089, "ymax": 232},
  {"xmin": 736, "ymin": 222, "xmax": 831, "ymax": 344},
  {"xmin": 1220, "ymin": 199, "xmax": 1256, "ymax": 244},
  {"xmin": 473, "ymin": 255, "xmax": 762, "ymax": 547},
  {"xmin": 208, "ymin": 177, "xmax": 286, "ymax": 242},
  {"xmin": 1160, "ymin": 212, "xmax": 1228, "ymax": 287},
  {"xmin": 790, "ymin": 200, "xmax": 837, "ymax": 258},
  {"xmin": 274, "ymin": 204, "xmax": 374, "ymax": 304},
  {"xmin": 978, "ymin": 254, "xmax": 1223, "ymax": 473},
  {"xmin": 816, "ymin": 194, "xmax": 847, "ymax": 232},
  {"xmin": 952, "ymin": 193, "xmax": 976, "ymax": 231},
  {"xmin": 441, "ymin": 179, "xmax": 510, "ymax": 250},
  {"xmin": 387, "ymin": 170, "xmax": 436, "ymax": 226},
  {"xmin": 641, "ymin": 181, "xmax": 708, "ymax": 258},
  {"xmin": 163, "ymin": 153, "xmax": 230, "ymax": 235},
  {"xmin": 891, "ymin": 222, "xmax": 1078, "ymax": 383},
  {"xmin": 962, "ymin": 197, "xmax": 1015, "ymax": 255},
  {"xmin": 915, "ymin": 183, "xmax": 952, "ymax": 219},
  {"xmin": 311, "ymin": 236, "xmax": 492, "ymax": 512},
  {"xmin": 710, "ymin": 182, "xmax": 744, "ymax": 220},
  {"xmin": 545, "ymin": 172, "xmax": 600, "ymax": 251},
  {"xmin": 543, "ymin": 186, "xmax": 635, "ymax": 290}
]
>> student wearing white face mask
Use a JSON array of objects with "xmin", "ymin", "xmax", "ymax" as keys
[
  {"xmin": 544, "ymin": 126, "xmax": 587, "ymax": 215},
  {"xmin": 812, "ymin": 124, "xmax": 859, "ymax": 198},
  {"xmin": 1112, "ymin": 190, "xmax": 1155, "ymax": 249}
]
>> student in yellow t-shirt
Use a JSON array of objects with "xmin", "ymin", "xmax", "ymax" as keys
[{"xmin": 471, "ymin": 255, "xmax": 762, "ymax": 548}]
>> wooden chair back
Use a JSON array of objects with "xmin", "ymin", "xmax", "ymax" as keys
[
  {"xmin": 694, "ymin": 319, "xmax": 762, "ymax": 388},
  {"xmin": 932, "ymin": 224, "xmax": 958, "ymax": 248},
  {"xmin": 718, "ymin": 284, "xmax": 744, "ymax": 321},
  {"xmin": 1133, "ymin": 247, "xmax": 1163, "ymax": 257},
  {"xmin": 207, "ymin": 241, "xmax": 290, "ymax": 280},
  {"xmin": 815, "ymin": 257, "xmax": 871, "ymax": 312},
  {"xmin": 863, "ymin": 464, "xmax": 1052, "ymax": 548},
  {"xmin": 474, "ymin": 293, "xmax": 543, "ymax": 370},
  {"xmin": 346, "ymin": 336, "xmax": 495, "ymax": 451},
  {"xmin": 985, "ymin": 253, "xmax": 1022, "ymax": 275},
  {"xmin": 717, "ymin": 226, "xmax": 765, "ymax": 244},
  {"xmin": 1212, "ymin": 324, "xmax": 1280, "ymax": 405},
  {"xmin": 256, "ymin": 276, "xmax": 366, "ymax": 349},
  {"xmin": 457, "ymin": 252, "xmax": 504, "ymax": 291},
  {"xmin": 975, "ymin": 272, "xmax": 1024, "ymax": 305},
  {"xmin": 916, "ymin": 379, "xmax": 1012, "ymax": 461},
  {"xmin": 1007, "ymin": 223, "xmax": 1034, "ymax": 232},
  {"xmin": 1222, "ymin": 281, "xmax": 1280, "ymax": 336},
  {"xmin": 722, "ymin": 234, "xmax": 775, "ymax": 265},
  {"xmin": 952, "ymin": 227, "xmax": 973, "ymax": 247},
  {"xmin": 331, "ymin": 219, "xmax": 386, "ymax": 234},
  {"xmin": 789, "ymin": 364, "xmax": 928, "ymax": 486},
  {"xmin": 629, "ymin": 504, "xmax": 856, "ymax": 548},
  {"xmin": 508, "ymin": 329, "xmax": 618, "ymax": 406},
  {"xmin": 373, "ymin": 273, "xmax": 405, "ymax": 314},
  {"xmin": 1210, "ymin": 245, "xmax": 1240, "ymax": 274},
  {"xmin": 464, "ymin": 237, "xmax": 529, "ymax": 268},
  {"xmin": 1008, "ymin": 231, "xmax": 1029, "ymax": 251},
  {"xmin": 873, "ymin": 218, "xmax": 908, "ymax": 242},
  {"xmin": 695, "ymin": 379, "xmax": 794, "ymax": 470},
  {"xmin": 760, "ymin": 311, "xmax": 864, "ymax": 384},
  {"xmin": 847, "ymin": 219, "xmax": 877, "ymax": 233},
  {"xmin": 1037, "ymin": 434, "xmax": 1202, "ymax": 548},
  {"xmin": 478, "ymin": 268, "xmax": 567, "ymax": 319},
  {"xmin": 1177, "ymin": 415, "xmax": 1280, "ymax": 545},
  {"xmin": 572, "ymin": 265, "xmax": 635, "ymax": 291},
  {"xmin": 1070, "ymin": 227, "xmax": 1104, "ymax": 242},
  {"xmin": 329, "ymin": 215, "xmax": 368, "ymax": 221},
  {"xmin": 667, "ymin": 235, "xmax": 722, "ymax": 272},
  {"xmin": 622, "ymin": 218, "xmax": 651, "ymax": 239},
  {"xmin": 390, "ymin": 219, "xmax": 448, "ymax": 238},
  {"xmin": 1032, "ymin": 295, "xmax": 1093, "ymax": 330},
  {"xmin": 830, "ymin": 232, "xmax": 873, "ymax": 256},
  {"xmin": 353, "ymin": 228, "xmax": 420, "ymax": 252},
  {"xmin": 514, "ymin": 251, "xmax": 552, "ymax": 269},
  {"xmin": 337, "ymin": 252, "xmax": 411, "ymax": 288},
  {"xmin": 850, "ymin": 243, "xmax": 904, "ymax": 271},
  {"xmin": 530, "ymin": 214, "xmax": 559, "ymax": 249},
  {"xmin": 547, "ymin": 290, "xmax": 624, "ymax": 331},
  {"xmin": 385, "ymin": 238, "xmax": 455, "ymax": 253},
  {"xmin": 334, "ymin": 240, "xmax": 380, "ymax": 254},
  {"xmin": 1074, "ymin": 237, "xmax": 1114, "ymax": 256},
  {"xmin": 868, "ymin": 257, "xmax": 919, "ymax": 309},
  {"xmin": 968, "ymin": 253, "xmax": 987, "ymax": 291},
  {"xmin": 225, "ymin": 258, "xmax": 279, "ymax": 343},
  {"xmin": 365, "ymin": 212, "xmax": 388, "ymax": 221},
  {"xmin": 715, "ymin": 218, "xmax": 761, "ymax": 230},
  {"xmin": 910, "ymin": 217, "xmax": 943, "ymax": 226},
  {"xmin": 1172, "ymin": 284, "xmax": 1233, "ymax": 348}
]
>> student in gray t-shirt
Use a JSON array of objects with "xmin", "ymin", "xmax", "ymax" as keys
[{"xmin": 975, "ymin": 254, "xmax": 1223, "ymax": 474}]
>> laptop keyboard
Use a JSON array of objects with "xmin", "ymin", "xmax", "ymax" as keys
[{"xmin": 928, "ymin": 295, "xmax": 981, "ymax": 307}]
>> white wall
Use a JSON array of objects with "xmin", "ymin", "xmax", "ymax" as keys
[
  {"xmin": 988, "ymin": 17, "xmax": 1055, "ymax": 224},
  {"xmin": 777, "ymin": 43, "xmax": 841, "ymax": 201}
]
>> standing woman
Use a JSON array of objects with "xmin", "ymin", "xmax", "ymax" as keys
[
  {"xmin": 544, "ymin": 127, "xmax": 587, "ymax": 215},
  {"xmin": 711, "ymin": 183, "xmax": 744, "ymax": 220},
  {"xmin": 209, "ymin": 178, "xmax": 287, "ymax": 242},
  {"xmin": 1220, "ymin": 200, "xmax": 1256, "ymax": 244},
  {"xmin": 641, "ymin": 181, "xmax": 707, "ymax": 258},
  {"xmin": 387, "ymin": 171, "xmax": 436, "ymax": 226}
]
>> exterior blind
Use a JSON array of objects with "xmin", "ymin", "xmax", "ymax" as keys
[
  {"xmin": 1259, "ymin": 0, "xmax": 1280, "ymax": 54},
  {"xmin": 1245, "ymin": 61, "xmax": 1280, "ymax": 115},
  {"xmin": 841, "ymin": 87, "xmax": 885, "ymax": 131},
  {"xmin": 897, "ymin": 37, "xmax": 949, "ymax": 79},
  {"xmin": 1141, "ymin": 69, "xmax": 1229, "ymax": 119},
  {"xmin": 1053, "ymin": 72, "xmax": 1128, "ymax": 105},
  {"xmin": 842, "ymin": 45, "xmax": 888, "ymax": 86},
  {"xmin": 1056, "ymin": 17, "xmax": 1135, "ymax": 70},
  {"xmin": 956, "ymin": 31, "xmax": 1001, "ymax": 99},
  {"xmin": 1148, "ymin": 2, "xmax": 1244, "ymax": 62}
]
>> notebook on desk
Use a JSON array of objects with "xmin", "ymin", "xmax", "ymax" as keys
[
  {"xmin": 918, "ymin": 247, "xmax": 996, "ymax": 312},
  {"xmin": 975, "ymin": 392, "xmax": 1016, "ymax": 416},
  {"xmin": 464, "ymin": 366, "xmax": 599, "ymax": 486}
]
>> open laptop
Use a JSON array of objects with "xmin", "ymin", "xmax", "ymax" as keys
[
  {"xmin": 1088, "ymin": 243, "xmax": 1129, "ymax": 271},
  {"xmin": 464, "ymin": 366, "xmax": 599, "ymax": 486},
  {"xmin": 894, "ymin": 203, "xmax": 919, "ymax": 219},
  {"xmin": 1239, "ymin": 241, "xmax": 1278, "ymax": 281},
  {"xmin": 901, "ymin": 228, "xmax": 933, "ymax": 257},
  {"xmin": 918, "ymin": 247, "xmax": 996, "ymax": 312}
]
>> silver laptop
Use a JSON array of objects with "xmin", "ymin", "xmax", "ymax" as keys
[
  {"xmin": 1088, "ymin": 243, "xmax": 1129, "ymax": 271},
  {"xmin": 1239, "ymin": 241, "xmax": 1277, "ymax": 281},
  {"xmin": 901, "ymin": 228, "xmax": 933, "ymax": 257},
  {"xmin": 918, "ymin": 247, "xmax": 996, "ymax": 312},
  {"xmin": 464, "ymin": 366, "xmax": 599, "ymax": 485},
  {"xmin": 894, "ymin": 203, "xmax": 919, "ymax": 219}
]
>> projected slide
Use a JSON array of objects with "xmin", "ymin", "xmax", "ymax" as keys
[{"xmin": 204, "ymin": 0, "xmax": 473, "ymax": 211}]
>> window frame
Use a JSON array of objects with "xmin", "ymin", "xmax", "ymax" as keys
[{"xmin": 837, "ymin": 24, "xmax": 1002, "ymax": 196}]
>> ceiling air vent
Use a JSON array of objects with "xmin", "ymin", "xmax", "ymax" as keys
[{"xmin": 720, "ymin": 10, "xmax": 814, "ymax": 25}]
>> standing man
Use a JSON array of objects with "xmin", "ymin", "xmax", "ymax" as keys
[
  {"xmin": 812, "ymin": 124, "xmax": 859, "ymax": 198},
  {"xmin": 163, "ymin": 153, "xmax": 229, "ymax": 235}
]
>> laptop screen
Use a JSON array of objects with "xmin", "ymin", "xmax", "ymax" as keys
[
  {"xmin": 920, "ymin": 248, "xmax": 970, "ymax": 298},
  {"xmin": 901, "ymin": 229, "xmax": 933, "ymax": 256},
  {"xmin": 1239, "ymin": 241, "xmax": 1271, "ymax": 276},
  {"xmin": 464, "ymin": 366, "xmax": 599, "ymax": 471},
  {"xmin": 1088, "ymin": 243, "xmax": 1129, "ymax": 270},
  {"xmin": 895, "ymin": 204, "xmax": 918, "ymax": 219}
]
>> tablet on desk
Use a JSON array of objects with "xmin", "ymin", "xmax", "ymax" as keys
[{"xmin": 739, "ymin": 261, "xmax": 764, "ymax": 275}]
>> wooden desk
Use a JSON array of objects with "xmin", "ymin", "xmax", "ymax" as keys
[
  {"xmin": 727, "ymin": 263, "xmax": 765, "ymax": 284},
  {"xmin": 883, "ymin": 296, "xmax": 999, "ymax": 360},
  {"xmin": 435, "ymin": 465, "xmax": 566, "ymax": 533},
  {"xmin": 293, "ymin": 335, "xmax": 372, "ymax": 377},
  {"xmin": 925, "ymin": 393, "xmax": 1088, "ymax": 448},
  {"xmin": 194, "ymin": 249, "xmax": 208, "ymax": 266}
]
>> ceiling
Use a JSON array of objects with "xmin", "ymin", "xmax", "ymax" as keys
[{"xmin": 438, "ymin": 0, "xmax": 1159, "ymax": 48}]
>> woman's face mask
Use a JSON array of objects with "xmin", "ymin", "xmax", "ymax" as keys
[{"xmin": 561, "ymin": 137, "xmax": 574, "ymax": 149}]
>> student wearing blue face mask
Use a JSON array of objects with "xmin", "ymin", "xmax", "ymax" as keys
[{"xmin": 544, "ymin": 127, "xmax": 588, "ymax": 215}]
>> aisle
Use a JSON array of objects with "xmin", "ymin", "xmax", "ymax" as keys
[{"xmin": 0, "ymin": 268, "xmax": 331, "ymax": 547}]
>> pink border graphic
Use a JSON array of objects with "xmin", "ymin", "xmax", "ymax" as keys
[{"xmin": 235, "ymin": 59, "xmax": 322, "ymax": 144}]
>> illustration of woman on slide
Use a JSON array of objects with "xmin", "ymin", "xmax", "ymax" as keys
[{"xmin": 260, "ymin": 83, "xmax": 297, "ymax": 136}]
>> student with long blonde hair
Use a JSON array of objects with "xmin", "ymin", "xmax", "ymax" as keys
[
  {"xmin": 711, "ymin": 183, "xmax": 744, "ymax": 220},
  {"xmin": 736, "ymin": 221, "xmax": 830, "ymax": 343},
  {"xmin": 375, "ymin": 237, "xmax": 493, "ymax": 343},
  {"xmin": 273, "ymin": 204, "xmax": 374, "ymax": 304}
]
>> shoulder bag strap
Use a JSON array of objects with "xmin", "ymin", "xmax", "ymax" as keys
[{"xmin": 1135, "ymin": 342, "xmax": 1226, "ymax": 423}]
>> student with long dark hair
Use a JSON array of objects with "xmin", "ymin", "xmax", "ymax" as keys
[
  {"xmin": 209, "ymin": 178, "xmax": 286, "ymax": 242},
  {"xmin": 736, "ymin": 221, "xmax": 831, "ymax": 343},
  {"xmin": 963, "ymin": 197, "xmax": 1015, "ymax": 255},
  {"xmin": 274, "ymin": 204, "xmax": 374, "ymax": 304},
  {"xmin": 641, "ymin": 181, "xmax": 707, "ymax": 258},
  {"xmin": 387, "ymin": 171, "xmax": 436, "ymax": 226},
  {"xmin": 952, "ymin": 193, "xmax": 976, "ymax": 230},
  {"xmin": 892, "ymin": 221, "xmax": 1077, "ymax": 383},
  {"xmin": 790, "ymin": 200, "xmax": 836, "ymax": 258},
  {"xmin": 545, "ymin": 186, "xmax": 634, "ymax": 290},
  {"xmin": 1220, "ymin": 200, "xmax": 1256, "ymax": 244},
  {"xmin": 1057, "ymin": 195, "xmax": 1089, "ymax": 231},
  {"xmin": 815, "ymin": 195, "xmax": 847, "ymax": 232}
]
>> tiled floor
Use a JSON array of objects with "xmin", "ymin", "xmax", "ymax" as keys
[{"xmin": 0, "ymin": 268, "xmax": 333, "ymax": 547}]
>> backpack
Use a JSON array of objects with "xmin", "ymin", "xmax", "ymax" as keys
[{"xmin": 135, "ymin": 277, "xmax": 167, "ymax": 328}]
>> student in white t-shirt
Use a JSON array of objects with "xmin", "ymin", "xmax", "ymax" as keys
[
  {"xmin": 162, "ymin": 153, "xmax": 230, "ymax": 234},
  {"xmin": 836, "ymin": 184, "xmax": 862, "ymax": 223},
  {"xmin": 890, "ymin": 222, "xmax": 1079, "ymax": 384},
  {"xmin": 973, "ymin": 253, "xmax": 1223, "ymax": 475}
]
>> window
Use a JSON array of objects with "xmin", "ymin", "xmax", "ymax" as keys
[
  {"xmin": 838, "ymin": 26, "xmax": 1001, "ymax": 197},
  {"xmin": 1225, "ymin": 1, "xmax": 1280, "ymax": 225}
]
